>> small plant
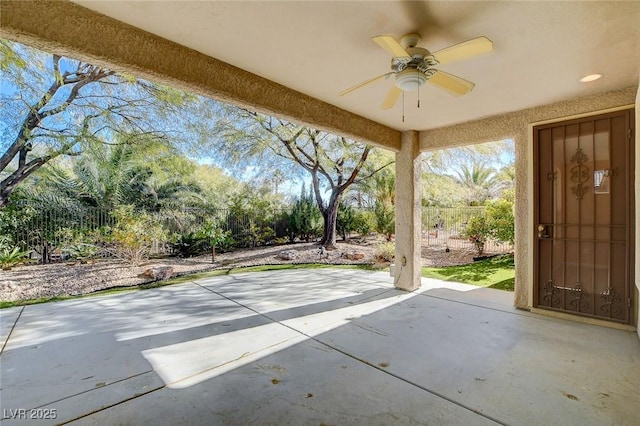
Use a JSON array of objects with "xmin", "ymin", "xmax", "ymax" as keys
[
  {"xmin": 198, "ymin": 221, "xmax": 233, "ymax": 262},
  {"xmin": 273, "ymin": 237, "xmax": 289, "ymax": 245},
  {"xmin": 65, "ymin": 242, "xmax": 100, "ymax": 264},
  {"xmin": 375, "ymin": 242, "xmax": 395, "ymax": 263},
  {"xmin": 172, "ymin": 232, "xmax": 208, "ymax": 258},
  {"xmin": 0, "ymin": 246, "xmax": 32, "ymax": 270}
]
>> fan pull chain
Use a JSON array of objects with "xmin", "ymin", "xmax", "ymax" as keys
[
  {"xmin": 418, "ymin": 86, "xmax": 421, "ymax": 108},
  {"xmin": 402, "ymin": 91, "xmax": 405, "ymax": 123}
]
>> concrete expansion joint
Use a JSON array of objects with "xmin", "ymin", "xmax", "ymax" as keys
[
  {"xmin": 193, "ymin": 281, "xmax": 509, "ymax": 425},
  {"xmin": 418, "ymin": 293, "xmax": 528, "ymax": 317},
  {"xmin": 1, "ymin": 305, "xmax": 24, "ymax": 355},
  {"xmin": 58, "ymin": 376, "xmax": 164, "ymax": 425}
]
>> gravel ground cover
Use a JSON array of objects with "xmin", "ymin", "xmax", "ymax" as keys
[{"xmin": 0, "ymin": 241, "xmax": 482, "ymax": 302}]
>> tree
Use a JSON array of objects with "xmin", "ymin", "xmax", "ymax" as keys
[
  {"xmin": 19, "ymin": 133, "xmax": 203, "ymax": 212},
  {"xmin": 421, "ymin": 140, "xmax": 515, "ymax": 206},
  {"xmin": 453, "ymin": 161, "xmax": 501, "ymax": 205},
  {"xmin": 422, "ymin": 172, "xmax": 467, "ymax": 206},
  {"xmin": 370, "ymin": 170, "xmax": 396, "ymax": 241},
  {"xmin": 0, "ymin": 39, "xmax": 195, "ymax": 207},
  {"xmin": 422, "ymin": 140, "xmax": 513, "ymax": 175},
  {"xmin": 214, "ymin": 107, "xmax": 391, "ymax": 248},
  {"xmin": 345, "ymin": 149, "xmax": 395, "ymax": 209}
]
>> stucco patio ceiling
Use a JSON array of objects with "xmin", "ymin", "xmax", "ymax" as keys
[{"xmin": 70, "ymin": 1, "xmax": 640, "ymax": 133}]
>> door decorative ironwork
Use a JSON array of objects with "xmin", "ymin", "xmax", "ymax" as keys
[{"xmin": 569, "ymin": 148, "xmax": 590, "ymax": 201}]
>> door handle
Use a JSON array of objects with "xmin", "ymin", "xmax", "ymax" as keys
[{"xmin": 538, "ymin": 225, "xmax": 550, "ymax": 238}]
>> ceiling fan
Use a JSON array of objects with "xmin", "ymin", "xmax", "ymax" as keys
[{"xmin": 339, "ymin": 33, "xmax": 493, "ymax": 110}]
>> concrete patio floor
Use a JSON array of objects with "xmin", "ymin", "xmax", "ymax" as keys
[{"xmin": 1, "ymin": 269, "xmax": 639, "ymax": 425}]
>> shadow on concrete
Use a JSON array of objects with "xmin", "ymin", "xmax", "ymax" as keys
[{"xmin": 2, "ymin": 269, "xmax": 639, "ymax": 425}]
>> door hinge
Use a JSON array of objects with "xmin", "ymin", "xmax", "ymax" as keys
[
  {"xmin": 628, "ymin": 298, "xmax": 633, "ymax": 308},
  {"xmin": 629, "ymin": 128, "xmax": 633, "ymax": 140}
]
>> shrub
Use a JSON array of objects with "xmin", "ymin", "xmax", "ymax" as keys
[
  {"xmin": 375, "ymin": 242, "xmax": 395, "ymax": 263},
  {"xmin": 59, "ymin": 227, "xmax": 109, "ymax": 263},
  {"xmin": 461, "ymin": 198, "xmax": 515, "ymax": 256},
  {"xmin": 288, "ymin": 187, "xmax": 322, "ymax": 242},
  {"xmin": 227, "ymin": 191, "xmax": 280, "ymax": 248},
  {"xmin": 486, "ymin": 199, "xmax": 515, "ymax": 245},
  {"xmin": 338, "ymin": 205, "xmax": 375, "ymax": 240},
  {"xmin": 172, "ymin": 232, "xmax": 208, "ymax": 258},
  {"xmin": 353, "ymin": 210, "xmax": 374, "ymax": 238},
  {"xmin": 108, "ymin": 205, "xmax": 166, "ymax": 265},
  {"xmin": 0, "ymin": 202, "xmax": 36, "ymax": 247},
  {"xmin": 337, "ymin": 203, "xmax": 356, "ymax": 241},
  {"xmin": 241, "ymin": 222, "xmax": 275, "ymax": 248},
  {"xmin": 213, "ymin": 230, "xmax": 236, "ymax": 252},
  {"xmin": 463, "ymin": 215, "xmax": 490, "ymax": 256}
]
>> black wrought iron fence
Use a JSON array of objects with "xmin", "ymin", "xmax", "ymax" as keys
[
  {"xmin": 6, "ymin": 205, "xmax": 117, "ymax": 263},
  {"xmin": 422, "ymin": 206, "xmax": 513, "ymax": 253},
  {"xmin": 2, "ymin": 203, "xmax": 514, "ymax": 263},
  {"xmin": 3, "ymin": 204, "xmax": 293, "ymax": 263}
]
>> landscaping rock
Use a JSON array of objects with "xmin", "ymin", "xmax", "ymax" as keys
[
  {"xmin": 278, "ymin": 250, "xmax": 299, "ymax": 260},
  {"xmin": 0, "ymin": 280, "xmax": 19, "ymax": 290},
  {"xmin": 141, "ymin": 266, "xmax": 174, "ymax": 281},
  {"xmin": 344, "ymin": 251, "xmax": 365, "ymax": 260}
]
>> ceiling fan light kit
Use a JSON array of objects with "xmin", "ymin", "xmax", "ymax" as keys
[
  {"xmin": 395, "ymin": 68, "xmax": 427, "ymax": 91},
  {"xmin": 340, "ymin": 33, "xmax": 493, "ymax": 113}
]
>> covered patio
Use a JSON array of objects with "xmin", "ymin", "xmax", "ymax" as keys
[
  {"xmin": 1, "ymin": 1, "xmax": 637, "ymax": 330},
  {"xmin": 1, "ymin": 1, "xmax": 639, "ymax": 423},
  {"xmin": 2, "ymin": 269, "xmax": 639, "ymax": 424}
]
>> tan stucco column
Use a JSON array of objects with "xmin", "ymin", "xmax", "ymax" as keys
[
  {"xmin": 394, "ymin": 130, "xmax": 422, "ymax": 291},
  {"xmin": 514, "ymin": 128, "xmax": 530, "ymax": 309}
]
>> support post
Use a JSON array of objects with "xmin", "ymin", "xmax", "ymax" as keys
[
  {"xmin": 394, "ymin": 131, "xmax": 422, "ymax": 291},
  {"xmin": 514, "ymin": 128, "xmax": 530, "ymax": 309}
]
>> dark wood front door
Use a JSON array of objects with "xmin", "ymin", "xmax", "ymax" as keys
[{"xmin": 534, "ymin": 109, "xmax": 635, "ymax": 323}]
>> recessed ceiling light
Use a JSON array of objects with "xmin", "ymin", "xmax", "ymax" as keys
[{"xmin": 580, "ymin": 74, "xmax": 602, "ymax": 83}]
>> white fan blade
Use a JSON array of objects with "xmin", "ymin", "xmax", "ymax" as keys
[
  {"xmin": 427, "ymin": 70, "xmax": 475, "ymax": 96},
  {"xmin": 372, "ymin": 35, "xmax": 410, "ymax": 58},
  {"xmin": 339, "ymin": 72, "xmax": 394, "ymax": 96},
  {"xmin": 382, "ymin": 86, "xmax": 402, "ymax": 109},
  {"xmin": 432, "ymin": 36, "xmax": 493, "ymax": 65}
]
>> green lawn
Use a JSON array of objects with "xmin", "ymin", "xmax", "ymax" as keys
[{"xmin": 421, "ymin": 254, "xmax": 515, "ymax": 291}]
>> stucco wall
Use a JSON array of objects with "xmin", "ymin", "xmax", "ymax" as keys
[{"xmin": 420, "ymin": 87, "xmax": 637, "ymax": 310}]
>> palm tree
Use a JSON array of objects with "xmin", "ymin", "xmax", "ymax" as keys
[
  {"xmin": 22, "ymin": 134, "xmax": 204, "ymax": 212},
  {"xmin": 453, "ymin": 161, "xmax": 501, "ymax": 205}
]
